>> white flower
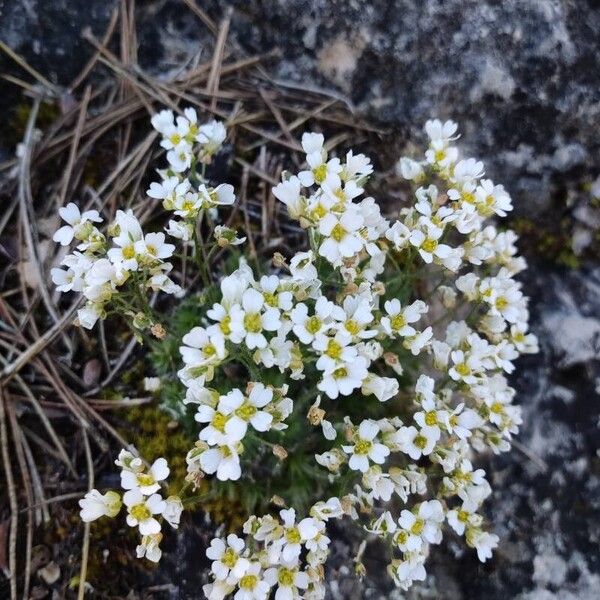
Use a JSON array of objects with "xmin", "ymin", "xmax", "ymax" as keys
[
  {"xmin": 467, "ymin": 529, "xmax": 499, "ymax": 563},
  {"xmin": 233, "ymin": 562, "xmax": 270, "ymax": 600},
  {"xmin": 291, "ymin": 297, "xmax": 342, "ymax": 344},
  {"xmin": 317, "ymin": 355, "xmax": 368, "ymax": 399},
  {"xmin": 123, "ymin": 489, "xmax": 165, "ymax": 535},
  {"xmin": 230, "ymin": 288, "xmax": 281, "ymax": 350},
  {"xmin": 167, "ymin": 142, "xmax": 193, "ymax": 172},
  {"xmin": 343, "ymin": 420, "xmax": 390, "ymax": 473},
  {"xmin": 197, "ymin": 120, "xmax": 227, "ymax": 154},
  {"xmin": 444, "ymin": 404, "xmax": 482, "ymax": 439},
  {"xmin": 363, "ymin": 466, "xmax": 394, "ymax": 501},
  {"xmin": 53, "ymin": 202, "xmax": 102, "ymax": 246},
  {"xmin": 134, "ymin": 232, "xmax": 175, "ymax": 263},
  {"xmin": 200, "ymin": 183, "xmax": 236, "ymax": 207},
  {"xmin": 447, "ymin": 496, "xmax": 482, "ymax": 536},
  {"xmin": 298, "ymin": 132, "xmax": 342, "ymax": 189},
  {"xmin": 318, "ymin": 208, "xmax": 364, "ymax": 264},
  {"xmin": 397, "ymin": 500, "xmax": 444, "ymax": 548},
  {"xmin": 218, "ymin": 385, "xmax": 273, "ymax": 438},
  {"xmin": 404, "ymin": 326, "xmax": 433, "ymax": 355},
  {"xmin": 396, "ymin": 425, "xmax": 440, "ymax": 460},
  {"xmin": 425, "ymin": 119, "xmax": 459, "ymax": 144},
  {"xmin": 107, "ymin": 210, "xmax": 143, "ymax": 270},
  {"xmin": 381, "ymin": 299, "xmax": 427, "ymax": 337},
  {"xmin": 389, "ymin": 553, "xmax": 427, "ymax": 590},
  {"xmin": 162, "ymin": 495, "xmax": 183, "ymax": 529},
  {"xmin": 147, "ymin": 176, "xmax": 189, "ymax": 207},
  {"xmin": 448, "ymin": 349, "xmax": 482, "ymax": 384},
  {"xmin": 206, "ymin": 534, "xmax": 250, "ymax": 580},
  {"xmin": 180, "ymin": 326, "xmax": 227, "ymax": 380},
  {"xmin": 397, "ymin": 157, "xmax": 424, "ymax": 180},
  {"xmin": 311, "ymin": 497, "xmax": 344, "ymax": 521},
  {"xmin": 120, "ymin": 457, "xmax": 170, "ymax": 495},
  {"xmin": 136, "ymin": 533, "xmax": 163, "ymax": 562},
  {"xmin": 257, "ymin": 275, "xmax": 293, "ymax": 311},
  {"xmin": 289, "ymin": 250, "xmax": 318, "ymax": 281},
  {"xmin": 277, "ymin": 508, "xmax": 319, "ymax": 563},
  {"xmin": 151, "ymin": 109, "xmax": 175, "ymax": 136},
  {"xmin": 76, "ymin": 304, "xmax": 102, "ymax": 329},
  {"xmin": 166, "ymin": 219, "xmax": 193, "ymax": 240},
  {"xmin": 273, "ymin": 176, "xmax": 304, "ymax": 219},
  {"xmin": 409, "ymin": 221, "xmax": 452, "ymax": 264},
  {"xmin": 79, "ymin": 489, "xmax": 121, "ymax": 522},
  {"xmin": 200, "ymin": 445, "xmax": 242, "ymax": 481},
  {"xmin": 361, "ymin": 374, "xmax": 399, "ymax": 402},
  {"xmin": 264, "ymin": 564, "xmax": 309, "ymax": 600}
]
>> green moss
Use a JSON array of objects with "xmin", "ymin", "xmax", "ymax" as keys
[
  {"xmin": 4, "ymin": 99, "xmax": 60, "ymax": 147},
  {"xmin": 121, "ymin": 403, "xmax": 191, "ymax": 492}
]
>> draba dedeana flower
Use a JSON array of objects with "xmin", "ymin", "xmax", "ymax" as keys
[{"xmin": 61, "ymin": 109, "xmax": 537, "ymax": 597}]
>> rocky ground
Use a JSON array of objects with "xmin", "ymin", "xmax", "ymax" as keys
[{"xmin": 1, "ymin": 1, "xmax": 599, "ymax": 598}]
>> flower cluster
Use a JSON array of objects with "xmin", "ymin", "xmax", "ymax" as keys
[
  {"xmin": 147, "ymin": 108, "xmax": 236, "ymax": 244},
  {"xmin": 51, "ymin": 203, "xmax": 181, "ymax": 331},
  {"xmin": 79, "ymin": 450, "xmax": 182, "ymax": 562},
  {"xmin": 62, "ymin": 112, "xmax": 538, "ymax": 596},
  {"xmin": 204, "ymin": 502, "xmax": 343, "ymax": 600},
  {"xmin": 52, "ymin": 107, "xmax": 236, "ymax": 333}
]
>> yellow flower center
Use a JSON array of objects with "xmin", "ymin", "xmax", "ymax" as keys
[
  {"xmin": 182, "ymin": 199, "xmax": 196, "ymax": 212},
  {"xmin": 391, "ymin": 313, "xmax": 406, "ymax": 330},
  {"xmin": 239, "ymin": 574, "xmax": 257, "ymax": 590},
  {"xmin": 424, "ymin": 411, "xmax": 437, "ymax": 426},
  {"xmin": 458, "ymin": 510, "xmax": 470, "ymax": 523},
  {"xmin": 212, "ymin": 412, "xmax": 228, "ymax": 432},
  {"xmin": 306, "ymin": 316, "xmax": 322, "ymax": 335},
  {"xmin": 146, "ymin": 244, "xmax": 157, "ymax": 256},
  {"xmin": 490, "ymin": 402, "xmax": 503, "ymax": 414},
  {"xmin": 264, "ymin": 292, "xmax": 278, "ymax": 307},
  {"xmin": 169, "ymin": 133, "xmax": 182, "ymax": 145},
  {"xmin": 122, "ymin": 245, "xmax": 135, "ymax": 260},
  {"xmin": 220, "ymin": 316, "xmax": 231, "ymax": 335},
  {"xmin": 244, "ymin": 312, "xmax": 262, "ymax": 333},
  {"xmin": 235, "ymin": 402, "xmax": 257, "ymax": 420},
  {"xmin": 221, "ymin": 548, "xmax": 237, "ymax": 568},
  {"xmin": 204, "ymin": 344, "xmax": 216, "ymax": 357},
  {"xmin": 331, "ymin": 223, "xmax": 346, "ymax": 242},
  {"xmin": 137, "ymin": 473, "xmax": 155, "ymax": 487},
  {"xmin": 345, "ymin": 319, "xmax": 360, "ymax": 335},
  {"xmin": 421, "ymin": 238, "xmax": 438, "ymax": 253},
  {"xmin": 286, "ymin": 527, "xmax": 301, "ymax": 544},
  {"xmin": 434, "ymin": 149, "xmax": 446, "ymax": 162},
  {"xmin": 333, "ymin": 367, "xmax": 347, "ymax": 379},
  {"xmin": 462, "ymin": 191, "xmax": 476, "ymax": 204},
  {"xmin": 455, "ymin": 362, "xmax": 471, "ymax": 376},
  {"xmin": 326, "ymin": 339, "xmax": 343, "ymax": 359},
  {"xmin": 313, "ymin": 164, "xmax": 327, "ymax": 184},
  {"xmin": 495, "ymin": 297, "xmax": 508, "ymax": 310},
  {"xmin": 130, "ymin": 503, "xmax": 151, "ymax": 522},
  {"xmin": 355, "ymin": 439, "xmax": 373, "ymax": 455},
  {"xmin": 411, "ymin": 518, "xmax": 425, "ymax": 535},
  {"xmin": 278, "ymin": 567, "xmax": 295, "ymax": 587},
  {"xmin": 414, "ymin": 434, "xmax": 428, "ymax": 449},
  {"xmin": 311, "ymin": 203, "xmax": 327, "ymax": 220}
]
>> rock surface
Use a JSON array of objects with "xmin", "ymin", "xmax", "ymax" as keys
[{"xmin": 1, "ymin": 1, "xmax": 599, "ymax": 598}]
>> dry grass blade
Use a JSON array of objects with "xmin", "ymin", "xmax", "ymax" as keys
[
  {"xmin": 77, "ymin": 428, "xmax": 93, "ymax": 600},
  {"xmin": 0, "ymin": 295, "xmax": 82, "ymax": 384},
  {"xmin": 6, "ymin": 401, "xmax": 34, "ymax": 600},
  {"xmin": 206, "ymin": 8, "xmax": 233, "ymax": 111},
  {"xmin": 181, "ymin": 0, "xmax": 219, "ymax": 35},
  {"xmin": 0, "ymin": 386, "xmax": 18, "ymax": 600},
  {"xmin": 0, "ymin": 40, "xmax": 59, "ymax": 94},
  {"xmin": 57, "ymin": 85, "xmax": 92, "ymax": 207},
  {"xmin": 17, "ymin": 96, "xmax": 73, "ymax": 352}
]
